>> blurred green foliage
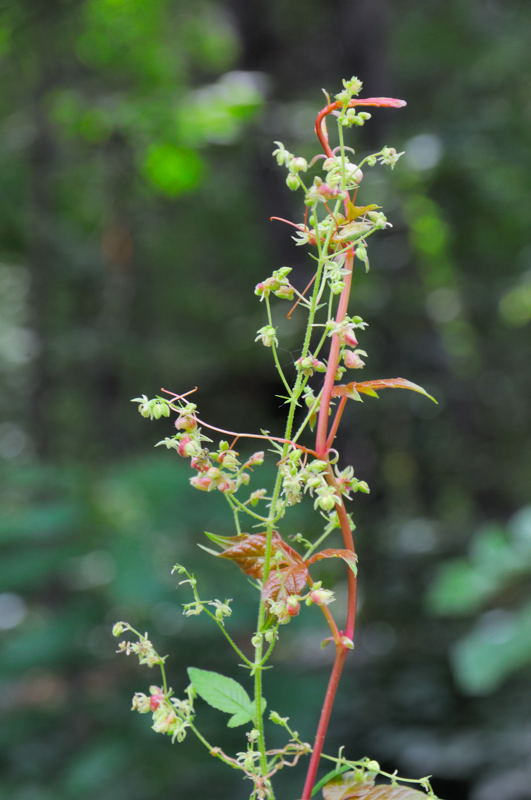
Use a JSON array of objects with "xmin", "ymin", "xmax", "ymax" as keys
[
  {"xmin": 1, "ymin": 0, "xmax": 531, "ymax": 798},
  {"xmin": 429, "ymin": 507, "xmax": 531, "ymax": 694}
]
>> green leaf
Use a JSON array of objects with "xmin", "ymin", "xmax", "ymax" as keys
[
  {"xmin": 187, "ymin": 667, "xmax": 254, "ymax": 727},
  {"xmin": 141, "ymin": 143, "xmax": 205, "ymax": 196},
  {"xmin": 451, "ymin": 602, "xmax": 531, "ymax": 694}
]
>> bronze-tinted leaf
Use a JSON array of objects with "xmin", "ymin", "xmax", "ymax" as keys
[
  {"xmin": 262, "ymin": 562, "xmax": 309, "ymax": 601},
  {"xmin": 332, "ymin": 377, "xmax": 437, "ymax": 404},
  {"xmin": 323, "ymin": 774, "xmax": 432, "ymax": 800},
  {"xmin": 216, "ymin": 531, "xmax": 304, "ymax": 581},
  {"xmin": 307, "ymin": 548, "xmax": 358, "ymax": 575}
]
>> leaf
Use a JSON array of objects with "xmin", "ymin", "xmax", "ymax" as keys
[
  {"xmin": 332, "ymin": 377, "xmax": 437, "ymax": 404},
  {"xmin": 307, "ymin": 548, "xmax": 358, "ymax": 576},
  {"xmin": 451, "ymin": 601, "xmax": 531, "ymax": 695},
  {"xmin": 187, "ymin": 667, "xmax": 254, "ymax": 727},
  {"xmin": 345, "ymin": 202, "xmax": 380, "ymax": 221},
  {"xmin": 262, "ymin": 562, "xmax": 309, "ymax": 601},
  {"xmin": 322, "ymin": 774, "xmax": 431, "ymax": 800},
  {"xmin": 211, "ymin": 531, "xmax": 304, "ymax": 579}
]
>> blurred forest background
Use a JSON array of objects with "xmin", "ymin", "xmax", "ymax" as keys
[{"xmin": 1, "ymin": 1, "xmax": 531, "ymax": 798}]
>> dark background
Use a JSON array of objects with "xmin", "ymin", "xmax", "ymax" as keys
[{"xmin": 1, "ymin": 1, "xmax": 531, "ymax": 798}]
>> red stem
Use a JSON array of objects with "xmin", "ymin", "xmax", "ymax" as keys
[
  {"xmin": 315, "ymin": 249, "xmax": 355, "ymax": 458},
  {"xmin": 302, "ymin": 95, "xmax": 406, "ymax": 799},
  {"xmin": 300, "ymin": 646, "xmax": 349, "ymax": 800},
  {"xmin": 325, "ymin": 395, "xmax": 348, "ymax": 452}
]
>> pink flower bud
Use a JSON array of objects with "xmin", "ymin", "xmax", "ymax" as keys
[
  {"xmin": 317, "ymin": 182, "xmax": 341, "ymax": 200},
  {"xmin": 286, "ymin": 596, "xmax": 300, "ymax": 617},
  {"xmin": 343, "ymin": 350, "xmax": 365, "ymax": 369},
  {"xmin": 175, "ymin": 414, "xmax": 197, "ymax": 431},
  {"xmin": 177, "ymin": 436, "xmax": 192, "ymax": 457},
  {"xmin": 343, "ymin": 329, "xmax": 358, "ymax": 347},
  {"xmin": 148, "ymin": 686, "xmax": 164, "ymax": 711},
  {"xmin": 246, "ymin": 451, "xmax": 264, "ymax": 467},
  {"xmin": 190, "ymin": 455, "xmax": 210, "ymax": 472},
  {"xmin": 190, "ymin": 474, "xmax": 212, "ymax": 491},
  {"xmin": 310, "ymin": 588, "xmax": 334, "ymax": 606},
  {"xmin": 218, "ymin": 478, "xmax": 236, "ymax": 494}
]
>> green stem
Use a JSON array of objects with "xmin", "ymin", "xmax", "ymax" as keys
[
  {"xmin": 265, "ymin": 295, "xmax": 293, "ymax": 398},
  {"xmin": 252, "ymin": 233, "xmax": 331, "ymax": 783}
]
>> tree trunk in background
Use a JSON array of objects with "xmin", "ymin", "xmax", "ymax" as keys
[
  {"xmin": 26, "ymin": 1, "xmax": 62, "ymax": 458},
  {"xmin": 92, "ymin": 131, "xmax": 137, "ymax": 454}
]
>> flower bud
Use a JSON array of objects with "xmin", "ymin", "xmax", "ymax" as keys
[
  {"xmin": 342, "ymin": 329, "xmax": 358, "ymax": 347},
  {"xmin": 255, "ymin": 325, "xmax": 278, "ymax": 348},
  {"xmin": 309, "ymin": 588, "xmax": 335, "ymax": 606},
  {"xmin": 343, "ymin": 350, "xmax": 365, "ymax": 369},
  {"xmin": 289, "ymin": 156, "xmax": 308, "ymax": 173},
  {"xmin": 112, "ymin": 621, "xmax": 127, "ymax": 637},
  {"xmin": 190, "ymin": 474, "xmax": 212, "ymax": 491},
  {"xmin": 177, "ymin": 436, "xmax": 195, "ymax": 458},
  {"xmin": 286, "ymin": 596, "xmax": 300, "ymax": 617},
  {"xmin": 286, "ymin": 173, "xmax": 300, "ymax": 191},
  {"xmin": 246, "ymin": 451, "xmax": 264, "ymax": 467},
  {"xmin": 149, "ymin": 687, "xmax": 164, "ymax": 711},
  {"xmin": 175, "ymin": 414, "xmax": 197, "ymax": 431},
  {"xmin": 131, "ymin": 692, "xmax": 151, "ymax": 713},
  {"xmin": 274, "ymin": 283, "xmax": 294, "ymax": 300}
]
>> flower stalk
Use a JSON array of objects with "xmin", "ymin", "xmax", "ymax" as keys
[{"xmin": 117, "ymin": 77, "xmax": 440, "ymax": 800}]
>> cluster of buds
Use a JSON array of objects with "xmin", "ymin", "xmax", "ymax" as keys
[
  {"xmin": 338, "ymin": 109, "xmax": 372, "ymax": 128},
  {"xmin": 322, "ymin": 156, "xmax": 363, "ymax": 189},
  {"xmin": 280, "ymin": 455, "xmax": 342, "ymax": 513},
  {"xmin": 365, "ymin": 146, "xmax": 404, "ymax": 170},
  {"xmin": 188, "ymin": 442, "xmax": 263, "ymax": 495},
  {"xmin": 334, "ymin": 75, "xmax": 363, "ymax": 104},
  {"xmin": 113, "ymin": 623, "xmax": 164, "ymax": 669},
  {"xmin": 304, "ymin": 176, "xmax": 347, "ymax": 206},
  {"xmin": 255, "ymin": 267, "xmax": 295, "ymax": 302},
  {"xmin": 153, "ymin": 395, "xmax": 265, "ymax": 497},
  {"xmin": 367, "ymin": 209, "xmax": 390, "ymax": 230},
  {"xmin": 268, "ymin": 595, "xmax": 302, "ymax": 624},
  {"xmin": 131, "ymin": 685, "xmax": 194, "ymax": 743},
  {"xmin": 323, "ymin": 255, "xmax": 349, "ymax": 295},
  {"xmin": 272, "ymin": 141, "xmax": 308, "ymax": 191},
  {"xmin": 268, "ymin": 582, "xmax": 336, "ymax": 625},
  {"xmin": 295, "ymin": 354, "xmax": 327, "ymax": 378},
  {"xmin": 333, "ymin": 464, "xmax": 370, "ymax": 499},
  {"xmin": 132, "ymin": 395, "xmax": 171, "ymax": 420},
  {"xmin": 326, "ymin": 315, "xmax": 368, "ymax": 345}
]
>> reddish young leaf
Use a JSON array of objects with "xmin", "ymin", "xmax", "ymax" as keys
[
  {"xmin": 322, "ymin": 774, "xmax": 431, "ymax": 800},
  {"xmin": 307, "ymin": 548, "xmax": 358, "ymax": 575},
  {"xmin": 262, "ymin": 562, "xmax": 310, "ymax": 601},
  {"xmin": 211, "ymin": 531, "xmax": 304, "ymax": 583},
  {"xmin": 332, "ymin": 377, "xmax": 437, "ymax": 404}
]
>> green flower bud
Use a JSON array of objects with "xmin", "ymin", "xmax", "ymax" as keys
[
  {"xmin": 289, "ymin": 156, "xmax": 308, "ymax": 173},
  {"xmin": 286, "ymin": 173, "xmax": 300, "ymax": 191},
  {"xmin": 112, "ymin": 621, "xmax": 127, "ymax": 637}
]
